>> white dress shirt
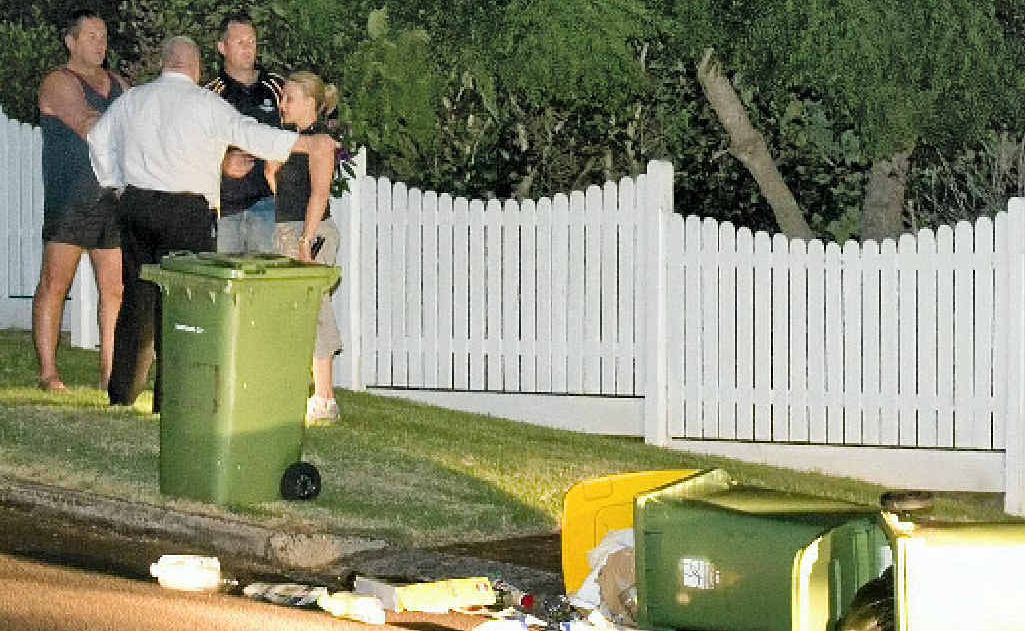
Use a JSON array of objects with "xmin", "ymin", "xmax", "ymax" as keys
[{"xmin": 88, "ymin": 71, "xmax": 298, "ymax": 209}]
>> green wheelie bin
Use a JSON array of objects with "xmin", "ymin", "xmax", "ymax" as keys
[
  {"xmin": 140, "ymin": 252, "xmax": 340, "ymax": 505},
  {"xmin": 630, "ymin": 468, "xmax": 1025, "ymax": 631}
]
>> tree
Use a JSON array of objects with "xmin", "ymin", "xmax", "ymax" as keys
[{"xmin": 671, "ymin": 0, "xmax": 1018, "ymax": 239}]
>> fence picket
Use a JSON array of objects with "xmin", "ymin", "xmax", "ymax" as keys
[
  {"xmin": 437, "ymin": 193, "xmax": 454, "ymax": 388},
  {"xmin": 406, "ymin": 188, "xmax": 424, "ymax": 386},
  {"xmin": 936, "ymin": 225, "xmax": 956, "ymax": 447},
  {"xmin": 667, "ymin": 213, "xmax": 687, "ymax": 438},
  {"xmin": 772, "ymin": 233, "xmax": 790, "ymax": 441},
  {"xmin": 753, "ymin": 230, "xmax": 773, "ymax": 441},
  {"xmin": 567, "ymin": 191, "xmax": 586, "ymax": 393},
  {"xmin": 600, "ymin": 182, "xmax": 618, "ymax": 395},
  {"xmin": 788, "ymin": 237, "xmax": 808, "ymax": 442},
  {"xmin": 469, "ymin": 198, "xmax": 486, "ymax": 390},
  {"xmin": 718, "ymin": 222, "xmax": 738, "ymax": 440},
  {"xmin": 953, "ymin": 223, "xmax": 975, "ymax": 447},
  {"xmin": 421, "ymin": 190, "xmax": 439, "ymax": 388},
  {"xmin": 916, "ymin": 230, "xmax": 939, "ymax": 447},
  {"xmin": 551, "ymin": 194, "xmax": 570, "ymax": 392},
  {"xmin": 453, "ymin": 197, "xmax": 471, "ymax": 389},
  {"xmin": 702, "ymin": 219, "xmax": 721, "ymax": 438},
  {"xmin": 824, "ymin": 242, "xmax": 844, "ymax": 442},
  {"xmin": 879, "ymin": 238, "xmax": 900, "ymax": 444},
  {"xmin": 375, "ymin": 177, "xmax": 394, "ymax": 385},
  {"xmin": 584, "ymin": 186, "xmax": 602, "ymax": 394},
  {"xmin": 684, "ymin": 215, "xmax": 704, "ymax": 437},
  {"xmin": 502, "ymin": 199, "xmax": 521, "ymax": 391},
  {"xmin": 974, "ymin": 217, "xmax": 996, "ymax": 449},
  {"xmin": 843, "ymin": 241, "xmax": 863, "ymax": 444},
  {"xmin": 898, "ymin": 234, "xmax": 918, "ymax": 446},
  {"xmin": 485, "ymin": 199, "xmax": 503, "ymax": 389},
  {"xmin": 520, "ymin": 199, "xmax": 538, "ymax": 391},
  {"xmin": 736, "ymin": 228, "xmax": 755, "ymax": 440},
  {"xmin": 1, "ymin": 114, "xmax": 10, "ymax": 301},
  {"xmin": 617, "ymin": 178, "xmax": 638, "ymax": 395},
  {"xmin": 536, "ymin": 197, "xmax": 554, "ymax": 391},
  {"xmin": 806, "ymin": 239, "xmax": 827, "ymax": 442},
  {"xmin": 861, "ymin": 240, "xmax": 882, "ymax": 445}
]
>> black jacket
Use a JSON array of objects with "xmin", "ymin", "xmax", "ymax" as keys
[{"xmin": 205, "ymin": 68, "xmax": 285, "ymax": 215}]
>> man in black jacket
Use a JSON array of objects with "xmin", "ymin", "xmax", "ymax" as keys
[{"xmin": 205, "ymin": 12, "xmax": 284, "ymax": 253}]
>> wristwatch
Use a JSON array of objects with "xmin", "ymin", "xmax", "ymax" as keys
[{"xmin": 298, "ymin": 235, "xmax": 311, "ymax": 245}]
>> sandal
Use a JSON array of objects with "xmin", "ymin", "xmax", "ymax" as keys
[{"xmin": 38, "ymin": 376, "xmax": 69, "ymax": 393}]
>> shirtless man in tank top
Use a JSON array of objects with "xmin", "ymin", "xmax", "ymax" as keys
[{"xmin": 34, "ymin": 9, "xmax": 129, "ymax": 392}]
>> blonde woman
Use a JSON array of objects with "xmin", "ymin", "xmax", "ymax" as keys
[{"xmin": 265, "ymin": 71, "xmax": 342, "ymax": 425}]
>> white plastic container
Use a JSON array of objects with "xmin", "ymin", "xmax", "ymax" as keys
[{"xmin": 149, "ymin": 555, "xmax": 224, "ymax": 592}]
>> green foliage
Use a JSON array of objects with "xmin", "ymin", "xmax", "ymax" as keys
[
  {"xmin": 496, "ymin": 0, "xmax": 650, "ymax": 107},
  {"xmin": 670, "ymin": 0, "xmax": 1017, "ymax": 159},
  {"xmin": 112, "ymin": 0, "xmax": 251, "ymax": 81},
  {"xmin": 908, "ymin": 131, "xmax": 1025, "ymax": 228},
  {"xmin": 260, "ymin": 0, "xmax": 375, "ymax": 78},
  {"xmin": 340, "ymin": 8, "xmax": 446, "ymax": 180},
  {"xmin": 0, "ymin": 20, "xmax": 64, "ymax": 124}
]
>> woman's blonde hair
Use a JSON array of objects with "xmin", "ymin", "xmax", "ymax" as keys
[{"xmin": 287, "ymin": 71, "xmax": 338, "ymax": 116}]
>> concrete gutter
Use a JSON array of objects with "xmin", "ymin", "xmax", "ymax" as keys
[{"xmin": 0, "ymin": 476, "xmax": 563, "ymax": 594}]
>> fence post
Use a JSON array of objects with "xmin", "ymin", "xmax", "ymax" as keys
[
  {"xmin": 68, "ymin": 256, "xmax": 99, "ymax": 349},
  {"xmin": 643, "ymin": 160, "xmax": 673, "ymax": 446},
  {"xmin": 1004, "ymin": 198, "xmax": 1025, "ymax": 516},
  {"xmin": 344, "ymin": 147, "xmax": 367, "ymax": 390}
]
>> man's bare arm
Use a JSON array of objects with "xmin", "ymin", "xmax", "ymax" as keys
[{"xmin": 38, "ymin": 71, "xmax": 99, "ymax": 140}]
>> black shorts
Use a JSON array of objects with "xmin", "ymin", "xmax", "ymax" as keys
[{"xmin": 42, "ymin": 189, "xmax": 121, "ymax": 249}]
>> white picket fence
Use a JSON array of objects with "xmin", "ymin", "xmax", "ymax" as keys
[
  {"xmin": 0, "ymin": 107, "xmax": 98, "ymax": 344},
  {"xmin": 3, "ymin": 106, "xmax": 1024, "ymax": 514}
]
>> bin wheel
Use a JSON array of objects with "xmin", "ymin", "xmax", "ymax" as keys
[
  {"xmin": 280, "ymin": 462, "xmax": 321, "ymax": 501},
  {"xmin": 880, "ymin": 490, "xmax": 934, "ymax": 514}
]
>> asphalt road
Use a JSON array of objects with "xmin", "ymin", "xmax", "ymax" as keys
[{"xmin": 0, "ymin": 551, "xmax": 492, "ymax": 631}]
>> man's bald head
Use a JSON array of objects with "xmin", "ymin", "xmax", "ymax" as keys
[{"xmin": 161, "ymin": 36, "xmax": 201, "ymax": 83}]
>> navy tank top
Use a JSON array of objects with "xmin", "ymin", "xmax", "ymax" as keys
[{"xmin": 40, "ymin": 68, "xmax": 124, "ymax": 217}]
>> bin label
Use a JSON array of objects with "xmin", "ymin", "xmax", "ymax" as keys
[
  {"xmin": 678, "ymin": 557, "xmax": 720, "ymax": 591},
  {"xmin": 174, "ymin": 323, "xmax": 206, "ymax": 335}
]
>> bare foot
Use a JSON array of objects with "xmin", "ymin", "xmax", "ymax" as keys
[{"xmin": 38, "ymin": 376, "xmax": 69, "ymax": 393}]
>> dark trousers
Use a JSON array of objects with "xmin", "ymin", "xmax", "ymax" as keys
[{"xmin": 108, "ymin": 187, "xmax": 216, "ymax": 408}]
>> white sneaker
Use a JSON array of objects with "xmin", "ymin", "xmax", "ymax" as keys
[{"xmin": 305, "ymin": 396, "xmax": 339, "ymax": 426}]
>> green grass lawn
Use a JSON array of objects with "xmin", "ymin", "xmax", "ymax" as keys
[{"xmin": 0, "ymin": 328, "xmax": 1012, "ymax": 546}]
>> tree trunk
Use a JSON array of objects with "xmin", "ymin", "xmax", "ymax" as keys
[
  {"xmin": 696, "ymin": 49, "xmax": 815, "ymax": 240},
  {"xmin": 861, "ymin": 148, "xmax": 913, "ymax": 241}
]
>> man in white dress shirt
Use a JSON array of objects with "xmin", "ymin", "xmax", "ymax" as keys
[{"xmin": 88, "ymin": 35, "xmax": 335, "ymax": 408}]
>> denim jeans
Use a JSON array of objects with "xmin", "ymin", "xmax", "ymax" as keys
[{"xmin": 216, "ymin": 196, "xmax": 275, "ymax": 253}]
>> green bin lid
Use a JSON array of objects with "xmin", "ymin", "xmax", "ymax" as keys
[{"xmin": 157, "ymin": 252, "xmax": 340, "ymax": 281}]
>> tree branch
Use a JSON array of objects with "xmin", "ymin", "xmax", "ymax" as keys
[{"xmin": 696, "ymin": 48, "xmax": 815, "ymax": 239}]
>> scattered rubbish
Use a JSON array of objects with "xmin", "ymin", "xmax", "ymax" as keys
[
  {"xmin": 317, "ymin": 591, "xmax": 388, "ymax": 624},
  {"xmin": 354, "ymin": 575, "xmax": 496, "ymax": 613},
  {"xmin": 242, "ymin": 582, "xmax": 329, "ymax": 607},
  {"xmin": 149, "ymin": 555, "xmax": 237, "ymax": 592},
  {"xmin": 494, "ymin": 579, "xmax": 536, "ymax": 610},
  {"xmin": 559, "ymin": 610, "xmax": 617, "ymax": 631},
  {"xmin": 472, "ymin": 618, "xmax": 530, "ymax": 631},
  {"xmin": 487, "ymin": 607, "xmax": 549, "ymax": 628},
  {"xmin": 568, "ymin": 529, "xmax": 634, "ymax": 614}
]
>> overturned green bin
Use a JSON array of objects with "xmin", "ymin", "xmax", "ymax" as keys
[
  {"xmin": 632, "ymin": 469, "xmax": 1025, "ymax": 631},
  {"xmin": 140, "ymin": 252, "xmax": 339, "ymax": 505}
]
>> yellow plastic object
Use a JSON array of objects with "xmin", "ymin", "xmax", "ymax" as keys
[
  {"xmin": 352, "ymin": 576, "xmax": 496, "ymax": 613},
  {"xmin": 317, "ymin": 592, "xmax": 387, "ymax": 624},
  {"xmin": 561, "ymin": 469, "xmax": 699, "ymax": 593}
]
